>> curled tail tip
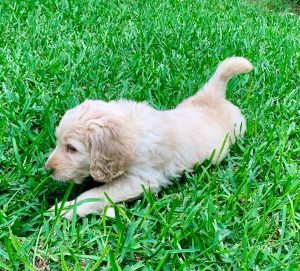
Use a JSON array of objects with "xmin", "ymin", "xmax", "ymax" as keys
[
  {"xmin": 217, "ymin": 56, "xmax": 253, "ymax": 80},
  {"xmin": 226, "ymin": 56, "xmax": 254, "ymax": 72}
]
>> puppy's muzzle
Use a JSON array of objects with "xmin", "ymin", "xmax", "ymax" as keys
[{"xmin": 45, "ymin": 158, "xmax": 57, "ymax": 172}]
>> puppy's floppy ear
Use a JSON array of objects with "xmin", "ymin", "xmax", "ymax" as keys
[{"xmin": 88, "ymin": 118, "xmax": 134, "ymax": 182}]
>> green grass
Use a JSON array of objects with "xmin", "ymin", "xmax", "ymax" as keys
[{"xmin": 0, "ymin": 0, "xmax": 299, "ymax": 270}]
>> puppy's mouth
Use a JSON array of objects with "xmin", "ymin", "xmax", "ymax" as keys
[
  {"xmin": 51, "ymin": 173, "xmax": 69, "ymax": 182},
  {"xmin": 51, "ymin": 172, "xmax": 85, "ymax": 184}
]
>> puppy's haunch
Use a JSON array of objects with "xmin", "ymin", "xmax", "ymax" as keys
[{"xmin": 45, "ymin": 57, "xmax": 253, "ymax": 219}]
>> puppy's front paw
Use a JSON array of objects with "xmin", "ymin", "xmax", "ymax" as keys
[
  {"xmin": 105, "ymin": 207, "xmax": 116, "ymax": 218},
  {"xmin": 63, "ymin": 208, "xmax": 74, "ymax": 221},
  {"xmin": 50, "ymin": 199, "xmax": 110, "ymax": 220},
  {"xmin": 49, "ymin": 200, "xmax": 75, "ymax": 220},
  {"xmin": 64, "ymin": 206, "xmax": 116, "ymax": 220},
  {"xmin": 63, "ymin": 203, "xmax": 89, "ymax": 220}
]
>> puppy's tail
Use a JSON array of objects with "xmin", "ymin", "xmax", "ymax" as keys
[{"xmin": 201, "ymin": 57, "xmax": 253, "ymax": 99}]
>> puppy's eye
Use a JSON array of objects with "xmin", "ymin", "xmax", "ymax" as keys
[{"xmin": 66, "ymin": 144, "xmax": 77, "ymax": 153}]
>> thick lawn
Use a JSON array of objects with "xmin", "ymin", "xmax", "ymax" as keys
[{"xmin": 0, "ymin": 0, "xmax": 299, "ymax": 270}]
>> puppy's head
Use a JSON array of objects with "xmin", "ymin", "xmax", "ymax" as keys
[{"xmin": 45, "ymin": 100, "xmax": 135, "ymax": 184}]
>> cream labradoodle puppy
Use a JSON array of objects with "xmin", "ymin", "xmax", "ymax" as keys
[{"xmin": 45, "ymin": 57, "xmax": 253, "ymax": 220}]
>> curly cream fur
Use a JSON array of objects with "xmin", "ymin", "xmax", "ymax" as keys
[
  {"xmin": 89, "ymin": 118, "xmax": 135, "ymax": 182},
  {"xmin": 45, "ymin": 57, "xmax": 253, "ymax": 219}
]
